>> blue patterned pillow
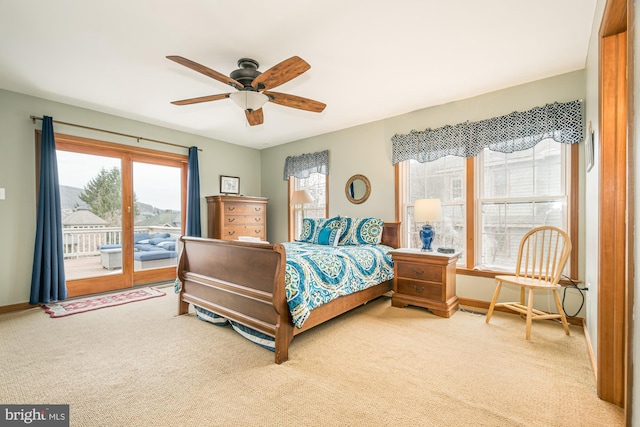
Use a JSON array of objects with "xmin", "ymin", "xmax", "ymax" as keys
[
  {"xmin": 298, "ymin": 216, "xmax": 341, "ymax": 243},
  {"xmin": 322, "ymin": 216, "xmax": 342, "ymax": 229},
  {"xmin": 297, "ymin": 218, "xmax": 317, "ymax": 242},
  {"xmin": 339, "ymin": 217, "xmax": 384, "ymax": 245},
  {"xmin": 314, "ymin": 227, "xmax": 341, "ymax": 246}
]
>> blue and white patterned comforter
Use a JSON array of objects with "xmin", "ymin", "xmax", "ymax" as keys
[{"xmin": 282, "ymin": 242, "xmax": 395, "ymax": 329}]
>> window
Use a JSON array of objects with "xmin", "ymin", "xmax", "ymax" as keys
[
  {"xmin": 284, "ymin": 150, "xmax": 330, "ymax": 241},
  {"xmin": 477, "ymin": 140, "xmax": 568, "ymax": 271},
  {"xmin": 400, "ymin": 139, "xmax": 576, "ymax": 276},
  {"xmin": 289, "ymin": 173, "xmax": 327, "ymax": 240},
  {"xmin": 402, "ymin": 157, "xmax": 466, "ymax": 264}
]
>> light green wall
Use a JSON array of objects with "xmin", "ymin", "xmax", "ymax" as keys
[
  {"xmin": 584, "ymin": 0, "xmax": 606, "ymax": 366},
  {"xmin": 261, "ymin": 71, "xmax": 586, "ymax": 317},
  {"xmin": 0, "ymin": 89, "xmax": 261, "ymax": 306},
  {"xmin": 261, "ymin": 121, "xmax": 396, "ymax": 243}
]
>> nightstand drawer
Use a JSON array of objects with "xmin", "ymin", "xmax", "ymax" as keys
[
  {"xmin": 396, "ymin": 278, "xmax": 443, "ymax": 300},
  {"xmin": 396, "ymin": 262, "xmax": 442, "ymax": 282}
]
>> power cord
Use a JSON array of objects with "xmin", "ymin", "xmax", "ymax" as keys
[
  {"xmin": 561, "ymin": 275, "xmax": 586, "ymax": 318},
  {"xmin": 459, "ymin": 307, "xmax": 486, "ymax": 317}
]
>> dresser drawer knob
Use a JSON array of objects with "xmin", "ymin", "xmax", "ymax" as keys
[
  {"xmin": 413, "ymin": 285, "xmax": 425, "ymax": 293},
  {"xmin": 255, "ymin": 207, "xmax": 261, "ymax": 212},
  {"xmin": 228, "ymin": 206, "xmax": 236, "ymax": 211},
  {"xmin": 413, "ymin": 268, "xmax": 424, "ymax": 275},
  {"xmin": 227, "ymin": 230, "xmax": 236, "ymax": 236},
  {"xmin": 254, "ymin": 217, "xmax": 261, "ymax": 222},
  {"xmin": 228, "ymin": 217, "xmax": 236, "ymax": 222}
]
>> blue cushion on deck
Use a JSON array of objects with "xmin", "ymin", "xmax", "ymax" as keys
[
  {"xmin": 134, "ymin": 232, "xmax": 151, "ymax": 243},
  {"xmin": 98, "ymin": 244, "xmax": 121, "ymax": 250},
  {"xmin": 149, "ymin": 236, "xmax": 176, "ymax": 245},
  {"xmin": 133, "ymin": 250, "xmax": 177, "ymax": 262},
  {"xmin": 134, "ymin": 243, "xmax": 157, "ymax": 252}
]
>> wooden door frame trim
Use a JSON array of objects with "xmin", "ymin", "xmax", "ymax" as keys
[
  {"xmin": 624, "ymin": 0, "xmax": 635, "ymax": 418},
  {"xmin": 42, "ymin": 131, "xmax": 188, "ymax": 297},
  {"xmin": 597, "ymin": 1, "xmax": 634, "ymax": 421}
]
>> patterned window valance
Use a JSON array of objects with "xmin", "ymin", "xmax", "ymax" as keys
[
  {"xmin": 283, "ymin": 150, "xmax": 329, "ymax": 180},
  {"xmin": 391, "ymin": 100, "xmax": 584, "ymax": 164}
]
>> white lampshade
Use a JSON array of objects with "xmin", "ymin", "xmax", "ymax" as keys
[
  {"xmin": 414, "ymin": 199, "xmax": 442, "ymax": 223},
  {"xmin": 229, "ymin": 91, "xmax": 269, "ymax": 112},
  {"xmin": 291, "ymin": 189, "xmax": 314, "ymax": 205}
]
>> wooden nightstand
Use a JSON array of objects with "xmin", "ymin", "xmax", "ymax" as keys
[{"xmin": 390, "ymin": 249, "xmax": 459, "ymax": 318}]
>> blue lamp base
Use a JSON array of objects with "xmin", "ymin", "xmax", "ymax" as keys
[{"xmin": 419, "ymin": 224, "xmax": 436, "ymax": 251}]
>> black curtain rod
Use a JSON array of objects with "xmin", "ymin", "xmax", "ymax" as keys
[{"xmin": 29, "ymin": 115, "xmax": 202, "ymax": 152}]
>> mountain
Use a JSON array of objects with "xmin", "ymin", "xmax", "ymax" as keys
[
  {"xmin": 60, "ymin": 185, "xmax": 87, "ymax": 210},
  {"xmin": 60, "ymin": 185, "xmax": 174, "ymax": 217}
]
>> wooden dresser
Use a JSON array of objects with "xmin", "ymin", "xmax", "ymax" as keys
[
  {"xmin": 206, "ymin": 195, "xmax": 268, "ymax": 242},
  {"xmin": 390, "ymin": 249, "xmax": 459, "ymax": 318}
]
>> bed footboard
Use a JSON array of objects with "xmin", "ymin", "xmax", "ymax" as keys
[
  {"xmin": 176, "ymin": 237, "xmax": 293, "ymax": 364},
  {"xmin": 176, "ymin": 222, "xmax": 400, "ymax": 364}
]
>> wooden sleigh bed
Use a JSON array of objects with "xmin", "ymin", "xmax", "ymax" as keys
[{"xmin": 176, "ymin": 221, "xmax": 400, "ymax": 364}]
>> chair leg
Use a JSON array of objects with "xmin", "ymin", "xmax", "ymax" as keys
[
  {"xmin": 525, "ymin": 288, "xmax": 534, "ymax": 340},
  {"xmin": 553, "ymin": 289, "xmax": 571, "ymax": 335},
  {"xmin": 486, "ymin": 281, "xmax": 502, "ymax": 324},
  {"xmin": 519, "ymin": 287, "xmax": 525, "ymax": 319}
]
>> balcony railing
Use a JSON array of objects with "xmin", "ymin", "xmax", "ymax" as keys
[{"xmin": 62, "ymin": 226, "xmax": 181, "ymax": 259}]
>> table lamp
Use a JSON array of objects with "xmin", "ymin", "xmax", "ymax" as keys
[
  {"xmin": 414, "ymin": 198, "xmax": 442, "ymax": 251},
  {"xmin": 291, "ymin": 189, "xmax": 313, "ymax": 218}
]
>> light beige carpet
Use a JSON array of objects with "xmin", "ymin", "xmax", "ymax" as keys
[{"xmin": 0, "ymin": 285, "xmax": 624, "ymax": 426}]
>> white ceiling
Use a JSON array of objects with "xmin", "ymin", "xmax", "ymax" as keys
[{"xmin": 0, "ymin": 1, "xmax": 596, "ymax": 149}]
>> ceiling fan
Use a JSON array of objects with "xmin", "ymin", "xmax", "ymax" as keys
[{"xmin": 167, "ymin": 55, "xmax": 326, "ymax": 126}]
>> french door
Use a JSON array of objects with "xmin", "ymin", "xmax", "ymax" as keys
[{"xmin": 50, "ymin": 133, "xmax": 187, "ymax": 297}]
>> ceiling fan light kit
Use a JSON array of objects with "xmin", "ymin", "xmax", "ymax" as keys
[
  {"xmin": 167, "ymin": 55, "xmax": 326, "ymax": 126},
  {"xmin": 229, "ymin": 91, "xmax": 269, "ymax": 112}
]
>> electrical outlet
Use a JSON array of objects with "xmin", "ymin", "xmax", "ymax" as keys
[{"xmin": 0, "ymin": 188, "xmax": 5, "ymax": 200}]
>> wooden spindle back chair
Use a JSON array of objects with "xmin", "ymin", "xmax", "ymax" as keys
[{"xmin": 485, "ymin": 226, "xmax": 571, "ymax": 340}]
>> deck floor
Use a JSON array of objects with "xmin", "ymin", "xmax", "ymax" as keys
[{"xmin": 64, "ymin": 256, "xmax": 122, "ymax": 281}]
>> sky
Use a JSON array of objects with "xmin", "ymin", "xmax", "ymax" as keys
[{"xmin": 56, "ymin": 151, "xmax": 181, "ymax": 211}]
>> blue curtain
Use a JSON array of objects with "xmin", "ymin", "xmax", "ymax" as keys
[
  {"xmin": 185, "ymin": 146, "xmax": 201, "ymax": 237},
  {"xmin": 30, "ymin": 116, "xmax": 67, "ymax": 304}
]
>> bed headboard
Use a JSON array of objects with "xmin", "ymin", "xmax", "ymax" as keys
[{"xmin": 381, "ymin": 222, "xmax": 400, "ymax": 249}]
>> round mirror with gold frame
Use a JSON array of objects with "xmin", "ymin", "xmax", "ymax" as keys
[{"xmin": 345, "ymin": 174, "xmax": 371, "ymax": 204}]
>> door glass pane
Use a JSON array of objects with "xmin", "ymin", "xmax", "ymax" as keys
[
  {"xmin": 132, "ymin": 162, "xmax": 181, "ymax": 271},
  {"xmin": 57, "ymin": 151, "xmax": 123, "ymax": 279}
]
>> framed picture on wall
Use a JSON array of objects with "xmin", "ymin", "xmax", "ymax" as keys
[{"xmin": 220, "ymin": 175, "xmax": 240, "ymax": 195}]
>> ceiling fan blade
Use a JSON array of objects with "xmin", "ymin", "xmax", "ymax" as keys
[
  {"xmin": 263, "ymin": 91, "xmax": 326, "ymax": 113},
  {"xmin": 245, "ymin": 108, "xmax": 264, "ymax": 126},
  {"xmin": 251, "ymin": 56, "xmax": 310, "ymax": 90},
  {"xmin": 170, "ymin": 93, "xmax": 230, "ymax": 105},
  {"xmin": 167, "ymin": 56, "xmax": 244, "ymax": 90}
]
